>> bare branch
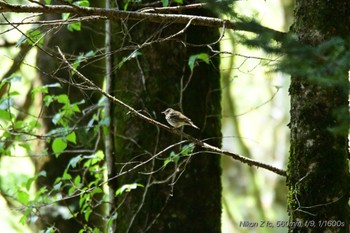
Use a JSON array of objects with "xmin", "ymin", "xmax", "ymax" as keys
[
  {"xmin": 57, "ymin": 47, "xmax": 287, "ymax": 177},
  {"xmin": 0, "ymin": 2, "xmax": 287, "ymax": 41}
]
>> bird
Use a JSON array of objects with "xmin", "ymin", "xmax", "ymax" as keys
[{"xmin": 162, "ymin": 108, "xmax": 199, "ymax": 129}]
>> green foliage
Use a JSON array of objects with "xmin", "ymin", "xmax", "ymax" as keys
[
  {"xmin": 117, "ymin": 50, "xmax": 142, "ymax": 69},
  {"xmin": 163, "ymin": 143, "xmax": 195, "ymax": 168},
  {"xmin": 62, "ymin": 13, "xmax": 81, "ymax": 32},
  {"xmin": 161, "ymin": 0, "xmax": 169, "ymax": 7},
  {"xmin": 52, "ymin": 138, "xmax": 67, "ymax": 155},
  {"xmin": 115, "ymin": 183, "xmax": 144, "ymax": 196},
  {"xmin": 188, "ymin": 53, "xmax": 210, "ymax": 72},
  {"xmin": 60, "ymin": 1, "xmax": 89, "ymax": 31},
  {"xmin": 16, "ymin": 26, "xmax": 44, "ymax": 47},
  {"xmin": 281, "ymin": 37, "xmax": 350, "ymax": 82},
  {"xmin": 0, "ymin": 70, "xmax": 109, "ymax": 231},
  {"xmin": 72, "ymin": 50, "xmax": 96, "ymax": 73}
]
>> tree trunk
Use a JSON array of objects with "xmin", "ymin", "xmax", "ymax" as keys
[
  {"xmin": 35, "ymin": 1, "xmax": 105, "ymax": 231},
  {"xmin": 287, "ymin": 0, "xmax": 350, "ymax": 232},
  {"xmin": 110, "ymin": 7, "xmax": 222, "ymax": 233}
]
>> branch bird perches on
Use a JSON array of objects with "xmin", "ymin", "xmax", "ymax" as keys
[{"xmin": 57, "ymin": 47, "xmax": 287, "ymax": 177}]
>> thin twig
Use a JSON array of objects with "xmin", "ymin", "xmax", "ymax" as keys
[
  {"xmin": 57, "ymin": 46, "xmax": 287, "ymax": 177},
  {"xmin": 0, "ymin": 2, "xmax": 287, "ymax": 42}
]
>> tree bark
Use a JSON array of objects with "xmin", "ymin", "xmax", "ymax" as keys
[
  {"xmin": 35, "ymin": 1, "xmax": 105, "ymax": 231},
  {"xmin": 110, "ymin": 7, "xmax": 222, "ymax": 233},
  {"xmin": 287, "ymin": 0, "xmax": 350, "ymax": 232}
]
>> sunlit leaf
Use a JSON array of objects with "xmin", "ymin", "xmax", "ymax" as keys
[
  {"xmin": 17, "ymin": 190, "xmax": 29, "ymax": 204},
  {"xmin": 52, "ymin": 138, "xmax": 67, "ymax": 155},
  {"xmin": 17, "ymin": 27, "xmax": 44, "ymax": 46},
  {"xmin": 84, "ymin": 208, "xmax": 92, "ymax": 221},
  {"xmin": 66, "ymin": 131, "xmax": 77, "ymax": 144},
  {"xmin": 188, "ymin": 53, "xmax": 210, "ymax": 72},
  {"xmin": 115, "ymin": 183, "xmax": 144, "ymax": 196},
  {"xmin": 180, "ymin": 143, "xmax": 195, "ymax": 156},
  {"xmin": 163, "ymin": 151, "xmax": 180, "ymax": 168},
  {"xmin": 32, "ymin": 83, "xmax": 61, "ymax": 96},
  {"xmin": 74, "ymin": 175, "xmax": 81, "ymax": 186},
  {"xmin": 57, "ymin": 94, "xmax": 69, "ymax": 104},
  {"xmin": 74, "ymin": 0, "xmax": 90, "ymax": 7},
  {"xmin": 67, "ymin": 22, "xmax": 81, "ymax": 32},
  {"xmin": 0, "ymin": 109, "xmax": 13, "ymax": 121},
  {"xmin": 62, "ymin": 13, "xmax": 70, "ymax": 20}
]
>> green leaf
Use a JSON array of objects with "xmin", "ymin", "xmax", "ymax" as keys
[
  {"xmin": 45, "ymin": 0, "xmax": 52, "ymax": 4},
  {"xmin": 56, "ymin": 94, "xmax": 69, "ymax": 104},
  {"xmin": 62, "ymin": 13, "xmax": 70, "ymax": 20},
  {"xmin": 17, "ymin": 27, "xmax": 44, "ymax": 46},
  {"xmin": 0, "ymin": 109, "xmax": 13, "ymax": 121},
  {"xmin": 25, "ymin": 177, "xmax": 35, "ymax": 191},
  {"xmin": 161, "ymin": 0, "xmax": 169, "ymax": 7},
  {"xmin": 69, "ymin": 155, "xmax": 82, "ymax": 168},
  {"xmin": 43, "ymin": 95, "xmax": 55, "ymax": 107},
  {"xmin": 180, "ymin": 143, "xmax": 195, "ymax": 156},
  {"xmin": 79, "ymin": 193, "xmax": 90, "ymax": 209},
  {"xmin": 74, "ymin": 0, "xmax": 90, "ymax": 7},
  {"xmin": 163, "ymin": 151, "xmax": 180, "ymax": 168},
  {"xmin": 117, "ymin": 50, "xmax": 142, "ymax": 69},
  {"xmin": 53, "ymin": 181, "xmax": 62, "ymax": 191},
  {"xmin": 115, "ymin": 183, "xmax": 144, "ymax": 196},
  {"xmin": 173, "ymin": 0, "xmax": 183, "ymax": 3},
  {"xmin": 69, "ymin": 103, "xmax": 81, "ymax": 113},
  {"xmin": 19, "ymin": 143, "xmax": 31, "ymax": 153},
  {"xmin": 41, "ymin": 226, "xmax": 56, "ymax": 233},
  {"xmin": 19, "ymin": 215, "xmax": 27, "ymax": 225},
  {"xmin": 62, "ymin": 169, "xmax": 72, "ymax": 180},
  {"xmin": 1, "ymin": 74, "xmax": 21, "ymax": 84},
  {"xmin": 32, "ymin": 83, "xmax": 61, "ymax": 96},
  {"xmin": 67, "ymin": 22, "xmax": 81, "ymax": 32},
  {"xmin": 66, "ymin": 132, "xmax": 76, "ymax": 144},
  {"xmin": 52, "ymin": 138, "xmax": 67, "ymax": 155},
  {"xmin": 74, "ymin": 175, "xmax": 81, "ymax": 186},
  {"xmin": 72, "ymin": 51, "xmax": 95, "ymax": 71},
  {"xmin": 52, "ymin": 112, "xmax": 63, "ymax": 125},
  {"xmin": 91, "ymin": 187, "xmax": 103, "ymax": 196},
  {"xmin": 85, "ymin": 50, "xmax": 95, "ymax": 58},
  {"xmin": 17, "ymin": 190, "xmax": 29, "ymax": 204},
  {"xmin": 188, "ymin": 53, "xmax": 210, "ymax": 72},
  {"xmin": 84, "ymin": 208, "xmax": 92, "ymax": 221}
]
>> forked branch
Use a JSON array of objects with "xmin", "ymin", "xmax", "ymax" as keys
[
  {"xmin": 0, "ymin": 2, "xmax": 287, "ymax": 42},
  {"xmin": 57, "ymin": 47, "xmax": 287, "ymax": 177}
]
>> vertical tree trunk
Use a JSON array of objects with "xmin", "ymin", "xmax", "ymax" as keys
[
  {"xmin": 287, "ymin": 0, "xmax": 349, "ymax": 232},
  {"xmin": 111, "ymin": 8, "xmax": 222, "ymax": 233},
  {"xmin": 35, "ymin": 1, "xmax": 105, "ymax": 231}
]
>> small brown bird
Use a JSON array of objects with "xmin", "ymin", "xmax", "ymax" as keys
[{"xmin": 162, "ymin": 108, "xmax": 199, "ymax": 129}]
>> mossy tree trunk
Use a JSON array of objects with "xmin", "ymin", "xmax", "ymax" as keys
[
  {"xmin": 110, "ymin": 7, "xmax": 222, "ymax": 233},
  {"xmin": 35, "ymin": 1, "xmax": 105, "ymax": 231},
  {"xmin": 287, "ymin": 0, "xmax": 350, "ymax": 232}
]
